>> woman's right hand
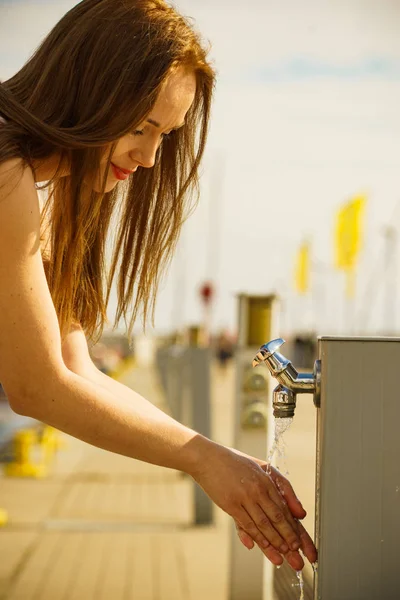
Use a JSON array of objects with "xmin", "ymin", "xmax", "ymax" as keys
[
  {"xmin": 191, "ymin": 442, "xmax": 303, "ymax": 560},
  {"xmin": 230, "ymin": 449, "xmax": 317, "ymax": 570}
]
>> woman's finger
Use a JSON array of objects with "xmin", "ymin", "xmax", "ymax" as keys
[
  {"xmin": 259, "ymin": 542, "xmax": 284, "ymax": 566},
  {"xmin": 245, "ymin": 503, "xmax": 289, "ymax": 553},
  {"xmin": 234, "ymin": 521, "xmax": 254, "ymax": 550},
  {"xmin": 235, "ymin": 506, "xmax": 275, "ymax": 552},
  {"xmin": 266, "ymin": 482, "xmax": 302, "ymax": 533},
  {"xmin": 236, "ymin": 520, "xmax": 305, "ymax": 571},
  {"xmin": 256, "ymin": 489, "xmax": 301, "ymax": 552},
  {"xmin": 267, "ymin": 467, "xmax": 307, "ymax": 520},
  {"xmin": 285, "ymin": 549, "xmax": 305, "ymax": 571},
  {"xmin": 298, "ymin": 520, "xmax": 318, "ymax": 564},
  {"xmin": 235, "ymin": 515, "xmax": 285, "ymax": 565}
]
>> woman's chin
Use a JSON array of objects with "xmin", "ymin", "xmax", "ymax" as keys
[
  {"xmin": 104, "ymin": 181, "xmax": 119, "ymax": 193},
  {"xmin": 91, "ymin": 178, "xmax": 119, "ymax": 193}
]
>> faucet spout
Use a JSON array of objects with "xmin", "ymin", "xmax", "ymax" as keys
[
  {"xmin": 253, "ymin": 337, "xmax": 316, "ymax": 394},
  {"xmin": 253, "ymin": 338, "xmax": 320, "ymax": 418},
  {"xmin": 272, "ymin": 384, "xmax": 296, "ymax": 419}
]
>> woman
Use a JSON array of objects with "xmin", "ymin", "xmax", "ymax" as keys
[{"xmin": 0, "ymin": 0, "xmax": 316, "ymax": 572}]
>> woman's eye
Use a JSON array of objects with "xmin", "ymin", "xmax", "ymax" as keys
[{"xmin": 131, "ymin": 129, "xmax": 144, "ymax": 136}]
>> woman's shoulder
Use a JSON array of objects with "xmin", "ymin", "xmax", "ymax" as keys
[
  {"xmin": 0, "ymin": 159, "xmax": 51, "ymax": 261},
  {"xmin": 0, "ymin": 158, "xmax": 36, "ymax": 201}
]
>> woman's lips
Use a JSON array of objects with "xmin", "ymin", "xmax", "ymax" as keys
[{"xmin": 111, "ymin": 163, "xmax": 136, "ymax": 180}]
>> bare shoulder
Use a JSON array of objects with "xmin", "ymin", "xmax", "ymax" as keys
[
  {"xmin": 0, "ymin": 158, "xmax": 41, "ymax": 259},
  {"xmin": 0, "ymin": 157, "xmax": 66, "ymax": 410},
  {"xmin": 0, "ymin": 158, "xmax": 33, "ymax": 199}
]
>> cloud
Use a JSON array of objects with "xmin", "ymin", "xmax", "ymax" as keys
[{"xmin": 245, "ymin": 57, "xmax": 400, "ymax": 84}]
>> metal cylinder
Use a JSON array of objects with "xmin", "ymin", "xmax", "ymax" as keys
[
  {"xmin": 238, "ymin": 294, "xmax": 276, "ymax": 348},
  {"xmin": 247, "ymin": 297, "xmax": 272, "ymax": 347},
  {"xmin": 188, "ymin": 325, "xmax": 203, "ymax": 347}
]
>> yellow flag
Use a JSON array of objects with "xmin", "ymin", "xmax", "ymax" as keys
[
  {"xmin": 295, "ymin": 241, "xmax": 310, "ymax": 294},
  {"xmin": 335, "ymin": 195, "xmax": 366, "ymax": 269}
]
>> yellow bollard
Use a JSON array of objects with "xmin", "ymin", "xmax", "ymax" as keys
[
  {"xmin": 4, "ymin": 429, "xmax": 48, "ymax": 478},
  {"xmin": 0, "ymin": 508, "xmax": 9, "ymax": 527}
]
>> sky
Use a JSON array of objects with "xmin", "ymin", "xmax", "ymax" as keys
[{"xmin": 1, "ymin": 0, "xmax": 400, "ymax": 337}]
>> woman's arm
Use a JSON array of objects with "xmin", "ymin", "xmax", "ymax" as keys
[
  {"xmin": 0, "ymin": 162, "xmax": 308, "ymax": 569},
  {"xmin": 61, "ymin": 323, "xmax": 317, "ymax": 570}
]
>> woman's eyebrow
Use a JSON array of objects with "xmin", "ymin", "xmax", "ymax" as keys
[{"xmin": 146, "ymin": 118, "xmax": 185, "ymax": 130}]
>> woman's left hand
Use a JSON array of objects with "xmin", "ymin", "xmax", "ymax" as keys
[{"xmin": 229, "ymin": 448, "xmax": 317, "ymax": 570}]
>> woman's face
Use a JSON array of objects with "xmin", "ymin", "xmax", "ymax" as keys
[{"xmin": 98, "ymin": 66, "xmax": 197, "ymax": 192}]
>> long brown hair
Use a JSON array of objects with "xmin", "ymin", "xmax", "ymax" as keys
[{"xmin": 0, "ymin": 0, "xmax": 215, "ymax": 343}]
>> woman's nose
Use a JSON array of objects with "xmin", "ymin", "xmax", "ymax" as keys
[{"xmin": 132, "ymin": 139, "xmax": 160, "ymax": 169}]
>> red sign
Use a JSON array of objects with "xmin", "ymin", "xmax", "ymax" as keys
[{"xmin": 199, "ymin": 281, "xmax": 214, "ymax": 305}]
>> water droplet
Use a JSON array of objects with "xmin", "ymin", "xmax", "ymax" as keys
[
  {"xmin": 296, "ymin": 570, "xmax": 305, "ymax": 600},
  {"xmin": 396, "ymin": 486, "xmax": 399, "ymax": 493},
  {"xmin": 311, "ymin": 562, "xmax": 318, "ymax": 573}
]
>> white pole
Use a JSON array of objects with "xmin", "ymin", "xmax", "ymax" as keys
[
  {"xmin": 170, "ymin": 229, "xmax": 187, "ymax": 336},
  {"xmin": 382, "ymin": 226, "xmax": 398, "ymax": 335},
  {"xmin": 205, "ymin": 153, "xmax": 225, "ymax": 336}
]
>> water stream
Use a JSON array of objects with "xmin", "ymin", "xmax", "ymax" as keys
[{"xmin": 267, "ymin": 416, "xmax": 305, "ymax": 600}]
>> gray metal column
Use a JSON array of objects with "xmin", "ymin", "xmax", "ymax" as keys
[
  {"xmin": 155, "ymin": 341, "xmax": 213, "ymax": 525},
  {"xmin": 315, "ymin": 336, "xmax": 400, "ymax": 600},
  {"xmin": 186, "ymin": 346, "xmax": 213, "ymax": 525}
]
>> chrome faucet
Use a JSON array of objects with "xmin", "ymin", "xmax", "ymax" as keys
[{"xmin": 252, "ymin": 338, "xmax": 321, "ymax": 418}]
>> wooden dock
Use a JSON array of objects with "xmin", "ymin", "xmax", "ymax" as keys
[{"xmin": 0, "ymin": 362, "xmax": 316, "ymax": 599}]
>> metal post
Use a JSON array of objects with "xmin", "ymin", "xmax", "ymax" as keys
[
  {"xmin": 165, "ymin": 346, "xmax": 186, "ymax": 421},
  {"xmin": 186, "ymin": 345, "xmax": 213, "ymax": 525},
  {"xmin": 382, "ymin": 227, "xmax": 397, "ymax": 334},
  {"xmin": 229, "ymin": 294, "xmax": 279, "ymax": 600},
  {"xmin": 155, "ymin": 334, "xmax": 213, "ymax": 525},
  {"xmin": 315, "ymin": 336, "xmax": 400, "ymax": 600}
]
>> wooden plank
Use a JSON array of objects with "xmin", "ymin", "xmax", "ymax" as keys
[
  {"xmin": 153, "ymin": 535, "xmax": 188, "ymax": 600},
  {"xmin": 0, "ymin": 480, "xmax": 62, "ymax": 524},
  {"xmin": 180, "ymin": 528, "xmax": 229, "ymax": 600},
  {"xmin": 7, "ymin": 532, "xmax": 62, "ymax": 600},
  {"xmin": 68, "ymin": 533, "xmax": 107, "ymax": 600},
  {"xmin": 150, "ymin": 480, "xmax": 165, "ymax": 521},
  {"xmin": 130, "ymin": 481, "xmax": 144, "ymax": 521},
  {"xmin": 120, "ymin": 481, "xmax": 133, "ymax": 519},
  {"xmin": 170, "ymin": 478, "xmax": 193, "ymax": 524},
  {"xmin": 0, "ymin": 532, "xmax": 37, "ymax": 596},
  {"xmin": 51, "ymin": 478, "xmax": 191, "ymax": 524},
  {"xmin": 53, "ymin": 481, "xmax": 84, "ymax": 518},
  {"xmin": 125, "ymin": 534, "xmax": 155, "ymax": 600},
  {"xmin": 97, "ymin": 533, "xmax": 130, "ymax": 600},
  {"xmin": 35, "ymin": 532, "xmax": 85, "ymax": 600}
]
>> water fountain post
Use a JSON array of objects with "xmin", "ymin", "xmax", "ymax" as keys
[
  {"xmin": 228, "ymin": 294, "xmax": 280, "ymax": 600},
  {"xmin": 314, "ymin": 336, "xmax": 400, "ymax": 600},
  {"xmin": 253, "ymin": 335, "xmax": 400, "ymax": 600}
]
